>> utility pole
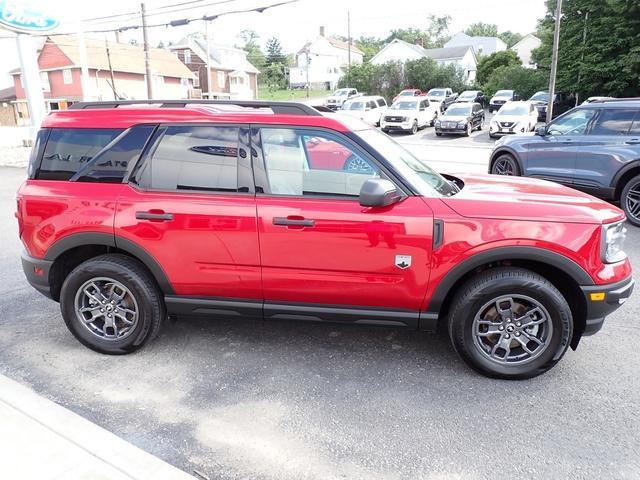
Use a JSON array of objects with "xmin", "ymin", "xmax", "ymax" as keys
[
  {"xmin": 76, "ymin": 29, "xmax": 91, "ymax": 101},
  {"xmin": 105, "ymin": 38, "xmax": 118, "ymax": 99},
  {"xmin": 205, "ymin": 19, "xmax": 213, "ymax": 98},
  {"xmin": 575, "ymin": 10, "xmax": 589, "ymax": 106},
  {"xmin": 547, "ymin": 0, "xmax": 563, "ymax": 123},
  {"xmin": 347, "ymin": 11, "xmax": 351, "ymax": 88},
  {"xmin": 305, "ymin": 45, "xmax": 310, "ymax": 98},
  {"xmin": 141, "ymin": 2, "xmax": 153, "ymax": 99}
]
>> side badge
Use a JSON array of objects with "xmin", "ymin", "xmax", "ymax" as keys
[{"xmin": 395, "ymin": 255, "xmax": 412, "ymax": 269}]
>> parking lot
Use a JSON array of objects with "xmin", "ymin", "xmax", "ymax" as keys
[{"xmin": 1, "ymin": 128, "xmax": 640, "ymax": 480}]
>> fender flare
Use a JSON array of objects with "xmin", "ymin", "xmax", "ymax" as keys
[
  {"xmin": 425, "ymin": 246, "xmax": 593, "ymax": 314},
  {"xmin": 44, "ymin": 232, "xmax": 174, "ymax": 294},
  {"xmin": 610, "ymin": 159, "xmax": 640, "ymax": 192}
]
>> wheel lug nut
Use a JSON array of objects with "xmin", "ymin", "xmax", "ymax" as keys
[
  {"xmin": 505, "ymin": 334, "xmax": 511, "ymax": 339},
  {"xmin": 516, "ymin": 322, "xmax": 521, "ymax": 327},
  {"xmin": 499, "ymin": 326, "xmax": 504, "ymax": 331},
  {"xmin": 515, "ymin": 332, "xmax": 521, "ymax": 337},
  {"xmin": 100, "ymin": 308, "xmax": 104, "ymax": 312},
  {"xmin": 506, "ymin": 318, "xmax": 511, "ymax": 323},
  {"xmin": 107, "ymin": 314, "xmax": 112, "ymax": 318}
]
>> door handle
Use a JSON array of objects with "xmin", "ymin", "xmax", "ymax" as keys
[
  {"xmin": 273, "ymin": 216, "xmax": 315, "ymax": 228},
  {"xmin": 136, "ymin": 211, "xmax": 174, "ymax": 221}
]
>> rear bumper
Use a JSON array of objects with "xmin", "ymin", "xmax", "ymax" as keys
[
  {"xmin": 21, "ymin": 250, "xmax": 54, "ymax": 299},
  {"xmin": 580, "ymin": 276, "xmax": 634, "ymax": 335}
]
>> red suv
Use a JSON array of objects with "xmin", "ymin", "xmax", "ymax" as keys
[{"xmin": 16, "ymin": 100, "xmax": 634, "ymax": 379}]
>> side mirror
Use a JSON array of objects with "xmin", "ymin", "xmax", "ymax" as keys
[
  {"xmin": 359, "ymin": 179, "xmax": 402, "ymax": 207},
  {"xmin": 536, "ymin": 126, "xmax": 547, "ymax": 136}
]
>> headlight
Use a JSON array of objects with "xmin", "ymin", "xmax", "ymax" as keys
[
  {"xmin": 435, "ymin": 120, "xmax": 441, "ymax": 126},
  {"xmin": 491, "ymin": 120, "xmax": 499, "ymax": 127},
  {"xmin": 601, "ymin": 221, "xmax": 627, "ymax": 263},
  {"xmin": 457, "ymin": 121, "xmax": 467, "ymax": 128}
]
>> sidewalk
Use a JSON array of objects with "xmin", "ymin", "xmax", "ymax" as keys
[{"xmin": 0, "ymin": 374, "xmax": 196, "ymax": 480}]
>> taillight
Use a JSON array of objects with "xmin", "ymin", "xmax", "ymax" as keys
[{"xmin": 16, "ymin": 196, "xmax": 23, "ymax": 237}]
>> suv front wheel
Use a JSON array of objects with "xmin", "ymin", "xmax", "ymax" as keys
[
  {"xmin": 60, "ymin": 254, "xmax": 165, "ymax": 354},
  {"xmin": 491, "ymin": 153, "xmax": 520, "ymax": 176},
  {"xmin": 448, "ymin": 268, "xmax": 573, "ymax": 379},
  {"xmin": 620, "ymin": 174, "xmax": 640, "ymax": 226}
]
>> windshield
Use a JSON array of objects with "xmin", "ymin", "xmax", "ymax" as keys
[
  {"xmin": 428, "ymin": 89, "xmax": 446, "ymax": 97},
  {"xmin": 344, "ymin": 101, "xmax": 364, "ymax": 110},
  {"xmin": 333, "ymin": 89, "xmax": 350, "ymax": 96},
  {"xmin": 494, "ymin": 90, "xmax": 513, "ymax": 98},
  {"xmin": 443, "ymin": 105, "xmax": 472, "ymax": 116},
  {"xmin": 391, "ymin": 101, "xmax": 418, "ymax": 110},
  {"xmin": 530, "ymin": 92, "xmax": 549, "ymax": 102},
  {"xmin": 458, "ymin": 91, "xmax": 477, "ymax": 99},
  {"xmin": 356, "ymin": 129, "xmax": 456, "ymax": 197},
  {"xmin": 498, "ymin": 104, "xmax": 529, "ymax": 116},
  {"xmin": 400, "ymin": 90, "xmax": 415, "ymax": 96}
]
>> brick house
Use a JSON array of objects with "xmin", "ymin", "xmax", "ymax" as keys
[
  {"xmin": 0, "ymin": 87, "xmax": 18, "ymax": 126},
  {"xmin": 11, "ymin": 35, "xmax": 195, "ymax": 123},
  {"xmin": 170, "ymin": 37, "xmax": 259, "ymax": 100}
]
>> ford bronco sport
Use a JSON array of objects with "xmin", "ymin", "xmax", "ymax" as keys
[{"xmin": 17, "ymin": 100, "xmax": 634, "ymax": 379}]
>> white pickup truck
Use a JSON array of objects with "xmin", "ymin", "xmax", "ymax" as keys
[{"xmin": 325, "ymin": 88, "xmax": 362, "ymax": 110}]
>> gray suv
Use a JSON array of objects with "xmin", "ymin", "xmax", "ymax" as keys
[{"xmin": 489, "ymin": 99, "xmax": 640, "ymax": 225}]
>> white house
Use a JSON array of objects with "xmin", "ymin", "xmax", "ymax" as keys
[
  {"xmin": 511, "ymin": 34, "xmax": 542, "ymax": 68},
  {"xmin": 170, "ymin": 37, "xmax": 260, "ymax": 100},
  {"xmin": 369, "ymin": 39, "xmax": 478, "ymax": 83},
  {"xmin": 289, "ymin": 27, "xmax": 364, "ymax": 90},
  {"xmin": 444, "ymin": 32, "xmax": 507, "ymax": 57}
]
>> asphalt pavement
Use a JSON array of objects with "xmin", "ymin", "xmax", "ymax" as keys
[{"xmin": 1, "ymin": 156, "xmax": 639, "ymax": 480}]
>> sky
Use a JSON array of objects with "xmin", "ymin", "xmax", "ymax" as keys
[{"xmin": 0, "ymin": 0, "xmax": 547, "ymax": 87}]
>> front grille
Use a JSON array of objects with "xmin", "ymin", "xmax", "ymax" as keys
[
  {"xmin": 499, "ymin": 122, "xmax": 515, "ymax": 128},
  {"xmin": 444, "ymin": 122, "xmax": 458, "ymax": 128},
  {"xmin": 494, "ymin": 100, "xmax": 506, "ymax": 105},
  {"xmin": 384, "ymin": 116, "xmax": 404, "ymax": 122}
]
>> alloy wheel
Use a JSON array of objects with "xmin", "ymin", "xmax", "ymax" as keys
[
  {"xmin": 625, "ymin": 181, "xmax": 640, "ymax": 222},
  {"xmin": 74, "ymin": 277, "xmax": 139, "ymax": 340},
  {"xmin": 472, "ymin": 295, "xmax": 553, "ymax": 365},
  {"xmin": 345, "ymin": 156, "xmax": 374, "ymax": 174},
  {"xmin": 493, "ymin": 158, "xmax": 515, "ymax": 175}
]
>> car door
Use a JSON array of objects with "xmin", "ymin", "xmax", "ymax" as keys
[
  {"xmin": 573, "ymin": 108, "xmax": 639, "ymax": 196},
  {"xmin": 115, "ymin": 125, "xmax": 262, "ymax": 307},
  {"xmin": 529, "ymin": 103, "xmax": 538, "ymax": 130},
  {"xmin": 252, "ymin": 126, "xmax": 433, "ymax": 326},
  {"xmin": 525, "ymin": 108, "xmax": 597, "ymax": 185},
  {"xmin": 417, "ymin": 99, "xmax": 428, "ymax": 126}
]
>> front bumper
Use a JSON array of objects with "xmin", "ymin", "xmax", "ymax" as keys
[
  {"xmin": 21, "ymin": 250, "xmax": 54, "ymax": 299},
  {"xmin": 435, "ymin": 125, "xmax": 467, "ymax": 135},
  {"xmin": 325, "ymin": 104, "xmax": 340, "ymax": 111},
  {"xmin": 381, "ymin": 121, "xmax": 412, "ymax": 131},
  {"xmin": 580, "ymin": 276, "xmax": 634, "ymax": 336}
]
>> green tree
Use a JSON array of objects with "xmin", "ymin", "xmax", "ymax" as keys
[
  {"xmin": 354, "ymin": 36, "xmax": 384, "ymax": 62},
  {"xmin": 483, "ymin": 64, "xmax": 547, "ymax": 99},
  {"xmin": 476, "ymin": 50, "xmax": 522, "ymax": 85},
  {"xmin": 498, "ymin": 31, "xmax": 524, "ymax": 48},
  {"xmin": 533, "ymin": 0, "xmax": 640, "ymax": 98},
  {"xmin": 236, "ymin": 29, "xmax": 266, "ymax": 73},
  {"xmin": 264, "ymin": 37, "xmax": 287, "ymax": 89},
  {"xmin": 426, "ymin": 14, "xmax": 451, "ymax": 47},
  {"xmin": 386, "ymin": 28, "xmax": 428, "ymax": 46},
  {"xmin": 465, "ymin": 22, "xmax": 498, "ymax": 37}
]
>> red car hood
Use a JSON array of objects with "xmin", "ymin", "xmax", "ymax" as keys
[{"xmin": 441, "ymin": 174, "xmax": 625, "ymax": 224}]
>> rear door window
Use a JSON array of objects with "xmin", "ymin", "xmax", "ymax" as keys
[
  {"xmin": 38, "ymin": 128, "xmax": 123, "ymax": 180},
  {"xmin": 137, "ymin": 125, "xmax": 240, "ymax": 193},
  {"xmin": 590, "ymin": 109, "xmax": 636, "ymax": 135},
  {"xmin": 626, "ymin": 110, "xmax": 640, "ymax": 135},
  {"xmin": 376, "ymin": 98, "xmax": 387, "ymax": 107}
]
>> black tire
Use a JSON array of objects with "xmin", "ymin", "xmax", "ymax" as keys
[
  {"xmin": 448, "ymin": 267, "xmax": 573, "ymax": 379},
  {"xmin": 621, "ymin": 174, "xmax": 640, "ymax": 226},
  {"xmin": 411, "ymin": 120, "xmax": 418, "ymax": 135},
  {"xmin": 464, "ymin": 123, "xmax": 471, "ymax": 137},
  {"xmin": 430, "ymin": 113, "xmax": 437, "ymax": 127},
  {"xmin": 436, "ymin": 132, "xmax": 442, "ymax": 137},
  {"xmin": 478, "ymin": 116, "xmax": 485, "ymax": 131},
  {"xmin": 60, "ymin": 254, "xmax": 165, "ymax": 354},
  {"xmin": 491, "ymin": 153, "xmax": 521, "ymax": 176},
  {"xmin": 381, "ymin": 128, "xmax": 389, "ymax": 134}
]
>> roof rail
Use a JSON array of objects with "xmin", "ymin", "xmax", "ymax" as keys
[
  {"xmin": 591, "ymin": 97, "xmax": 640, "ymax": 103},
  {"xmin": 68, "ymin": 99, "xmax": 323, "ymax": 116}
]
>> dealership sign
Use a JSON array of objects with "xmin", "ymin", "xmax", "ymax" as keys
[{"xmin": 0, "ymin": 1, "xmax": 59, "ymax": 33}]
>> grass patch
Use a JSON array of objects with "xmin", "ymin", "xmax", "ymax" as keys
[{"xmin": 257, "ymin": 87, "xmax": 329, "ymax": 101}]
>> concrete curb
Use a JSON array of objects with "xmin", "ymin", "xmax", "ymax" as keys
[{"xmin": 0, "ymin": 374, "xmax": 196, "ymax": 480}]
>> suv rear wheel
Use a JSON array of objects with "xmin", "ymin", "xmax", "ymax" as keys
[
  {"xmin": 60, "ymin": 254, "xmax": 165, "ymax": 354},
  {"xmin": 491, "ymin": 153, "xmax": 520, "ymax": 176},
  {"xmin": 448, "ymin": 267, "xmax": 573, "ymax": 379},
  {"xmin": 620, "ymin": 174, "xmax": 640, "ymax": 226}
]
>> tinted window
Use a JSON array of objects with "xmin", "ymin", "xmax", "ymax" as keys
[
  {"xmin": 376, "ymin": 98, "xmax": 386, "ymax": 107},
  {"xmin": 75, "ymin": 126, "xmax": 156, "ymax": 183},
  {"xmin": 590, "ymin": 109, "xmax": 637, "ymax": 135},
  {"xmin": 630, "ymin": 112, "xmax": 640, "ymax": 135},
  {"xmin": 38, "ymin": 128, "xmax": 123, "ymax": 180},
  {"xmin": 547, "ymin": 109, "xmax": 596, "ymax": 136},
  {"xmin": 139, "ymin": 126, "xmax": 240, "ymax": 192},
  {"xmin": 367, "ymin": 101, "xmax": 377, "ymax": 109},
  {"xmin": 27, "ymin": 128, "xmax": 50, "ymax": 179},
  {"xmin": 260, "ymin": 128, "xmax": 382, "ymax": 197}
]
